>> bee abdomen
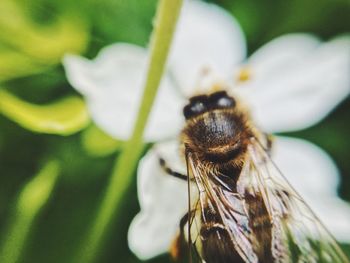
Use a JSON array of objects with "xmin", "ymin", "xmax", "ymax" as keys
[
  {"xmin": 200, "ymin": 221, "xmax": 245, "ymax": 263},
  {"xmin": 246, "ymin": 192, "xmax": 274, "ymax": 263},
  {"xmin": 200, "ymin": 222, "xmax": 225, "ymax": 236}
]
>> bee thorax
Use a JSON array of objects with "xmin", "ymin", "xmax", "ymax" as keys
[{"xmin": 182, "ymin": 109, "xmax": 251, "ymax": 165}]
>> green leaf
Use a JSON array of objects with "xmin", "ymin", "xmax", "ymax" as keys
[
  {"xmin": 0, "ymin": 89, "xmax": 90, "ymax": 135},
  {"xmin": 81, "ymin": 125, "xmax": 122, "ymax": 157},
  {"xmin": 0, "ymin": 48, "xmax": 44, "ymax": 81},
  {"xmin": 0, "ymin": 0, "xmax": 89, "ymax": 81},
  {"xmin": 3, "ymin": 14, "xmax": 89, "ymax": 64}
]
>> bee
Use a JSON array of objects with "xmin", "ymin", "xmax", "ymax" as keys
[{"xmin": 159, "ymin": 89, "xmax": 349, "ymax": 263}]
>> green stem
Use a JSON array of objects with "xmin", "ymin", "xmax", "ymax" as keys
[
  {"xmin": 76, "ymin": 0, "xmax": 184, "ymax": 262},
  {"xmin": 0, "ymin": 161, "xmax": 60, "ymax": 263}
]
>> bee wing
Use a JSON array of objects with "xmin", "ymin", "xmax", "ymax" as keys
[
  {"xmin": 186, "ymin": 151, "xmax": 259, "ymax": 263},
  {"xmin": 245, "ymin": 137, "xmax": 349, "ymax": 263},
  {"xmin": 185, "ymin": 139, "xmax": 349, "ymax": 263}
]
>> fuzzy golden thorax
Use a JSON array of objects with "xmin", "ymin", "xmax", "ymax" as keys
[{"xmin": 181, "ymin": 91, "xmax": 254, "ymax": 170}]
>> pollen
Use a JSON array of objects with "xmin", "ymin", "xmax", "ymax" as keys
[
  {"xmin": 237, "ymin": 67, "xmax": 252, "ymax": 82},
  {"xmin": 211, "ymin": 82, "xmax": 225, "ymax": 92}
]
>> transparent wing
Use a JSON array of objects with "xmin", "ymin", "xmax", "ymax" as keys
[
  {"xmin": 186, "ymin": 151, "xmax": 259, "ymax": 263},
  {"xmin": 185, "ymin": 138, "xmax": 349, "ymax": 263},
  {"xmin": 246, "ymin": 137, "xmax": 349, "ymax": 263}
]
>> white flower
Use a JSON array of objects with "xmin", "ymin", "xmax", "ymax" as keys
[{"xmin": 63, "ymin": 0, "xmax": 350, "ymax": 260}]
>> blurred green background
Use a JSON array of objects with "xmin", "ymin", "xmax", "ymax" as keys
[{"xmin": 0, "ymin": 0, "xmax": 349, "ymax": 262}]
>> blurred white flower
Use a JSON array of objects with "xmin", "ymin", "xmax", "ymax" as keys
[{"xmin": 63, "ymin": 0, "xmax": 350, "ymax": 260}]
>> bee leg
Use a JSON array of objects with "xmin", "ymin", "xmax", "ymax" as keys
[
  {"xmin": 171, "ymin": 211, "xmax": 197, "ymax": 262},
  {"xmin": 159, "ymin": 157, "xmax": 187, "ymax": 181},
  {"xmin": 179, "ymin": 211, "xmax": 192, "ymax": 238}
]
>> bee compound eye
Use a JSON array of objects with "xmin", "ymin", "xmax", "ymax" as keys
[
  {"xmin": 209, "ymin": 91, "xmax": 236, "ymax": 108},
  {"xmin": 216, "ymin": 96, "xmax": 236, "ymax": 108},
  {"xmin": 183, "ymin": 101, "xmax": 207, "ymax": 119},
  {"xmin": 191, "ymin": 101, "xmax": 206, "ymax": 112}
]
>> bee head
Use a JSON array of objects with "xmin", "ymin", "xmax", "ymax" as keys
[{"xmin": 183, "ymin": 91, "xmax": 236, "ymax": 119}]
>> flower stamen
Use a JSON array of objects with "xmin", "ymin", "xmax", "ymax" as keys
[{"xmin": 237, "ymin": 67, "xmax": 252, "ymax": 82}]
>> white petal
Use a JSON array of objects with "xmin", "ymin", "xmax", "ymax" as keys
[
  {"xmin": 63, "ymin": 44, "xmax": 186, "ymax": 142},
  {"xmin": 272, "ymin": 136, "xmax": 350, "ymax": 242},
  {"xmin": 247, "ymin": 34, "xmax": 320, "ymax": 81},
  {"xmin": 240, "ymin": 34, "xmax": 350, "ymax": 133},
  {"xmin": 63, "ymin": 55, "xmax": 100, "ymax": 97},
  {"xmin": 169, "ymin": 0, "xmax": 246, "ymax": 95},
  {"xmin": 128, "ymin": 141, "xmax": 188, "ymax": 260},
  {"xmin": 309, "ymin": 197, "xmax": 350, "ymax": 243}
]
